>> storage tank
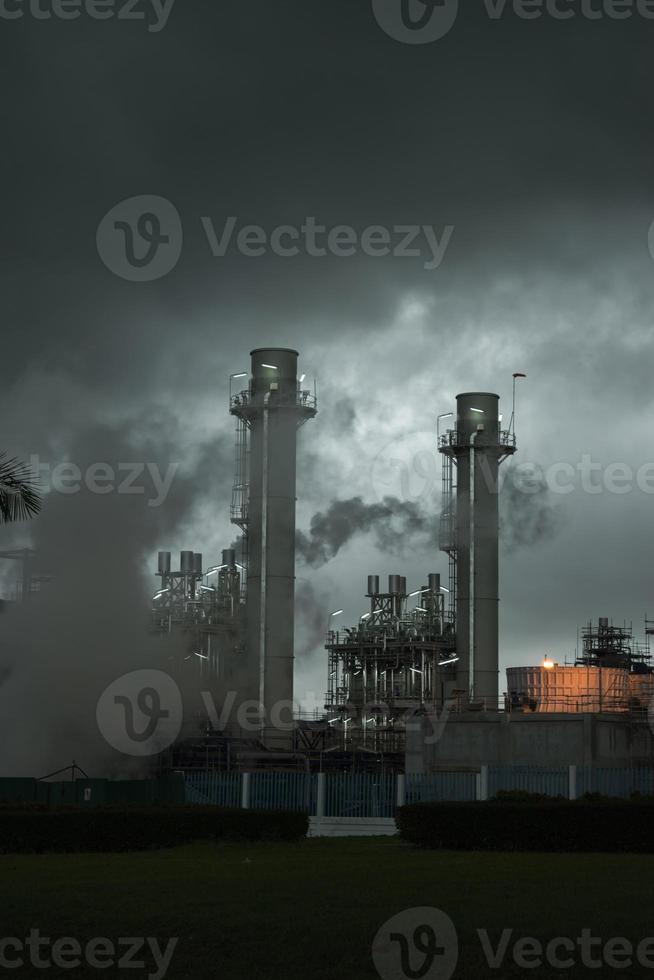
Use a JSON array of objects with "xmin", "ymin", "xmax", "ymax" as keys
[
  {"xmin": 506, "ymin": 665, "xmax": 630, "ymax": 713},
  {"xmin": 180, "ymin": 550, "xmax": 194, "ymax": 574},
  {"xmin": 157, "ymin": 551, "xmax": 171, "ymax": 575}
]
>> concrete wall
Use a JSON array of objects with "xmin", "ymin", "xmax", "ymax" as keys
[
  {"xmin": 308, "ymin": 817, "xmax": 397, "ymax": 837},
  {"xmin": 406, "ymin": 711, "xmax": 654, "ymax": 772}
]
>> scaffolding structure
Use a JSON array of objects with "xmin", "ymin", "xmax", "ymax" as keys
[
  {"xmin": 438, "ymin": 450, "xmax": 457, "ymax": 621},
  {"xmin": 577, "ymin": 617, "xmax": 652, "ymax": 673},
  {"xmin": 324, "ymin": 574, "xmax": 457, "ymax": 752},
  {"xmin": 229, "ymin": 415, "xmax": 249, "ymax": 600}
]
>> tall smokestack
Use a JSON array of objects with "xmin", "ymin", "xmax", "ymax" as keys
[
  {"xmin": 440, "ymin": 392, "xmax": 516, "ymax": 705},
  {"xmin": 231, "ymin": 348, "xmax": 317, "ymax": 745}
]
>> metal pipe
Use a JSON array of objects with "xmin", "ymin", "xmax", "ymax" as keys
[
  {"xmin": 469, "ymin": 429, "xmax": 478, "ymax": 700},
  {"xmin": 259, "ymin": 390, "xmax": 271, "ymax": 740}
]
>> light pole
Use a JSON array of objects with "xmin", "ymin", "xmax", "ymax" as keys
[
  {"xmin": 229, "ymin": 371, "xmax": 248, "ymax": 401},
  {"xmin": 509, "ymin": 372, "xmax": 526, "ymax": 440},
  {"xmin": 437, "ymin": 412, "xmax": 454, "ymax": 445},
  {"xmin": 326, "ymin": 608, "xmax": 344, "ymax": 637}
]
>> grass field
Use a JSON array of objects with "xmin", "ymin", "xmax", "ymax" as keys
[{"xmin": 2, "ymin": 838, "xmax": 654, "ymax": 978}]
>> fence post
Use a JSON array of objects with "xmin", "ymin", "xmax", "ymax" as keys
[
  {"xmin": 316, "ymin": 772, "xmax": 326, "ymax": 822},
  {"xmin": 396, "ymin": 773, "xmax": 406, "ymax": 811},
  {"xmin": 478, "ymin": 765, "xmax": 489, "ymax": 801},
  {"xmin": 241, "ymin": 772, "xmax": 251, "ymax": 809},
  {"xmin": 568, "ymin": 765, "xmax": 577, "ymax": 801}
]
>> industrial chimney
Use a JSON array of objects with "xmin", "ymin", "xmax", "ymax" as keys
[
  {"xmin": 439, "ymin": 392, "xmax": 516, "ymax": 706},
  {"xmin": 230, "ymin": 348, "xmax": 317, "ymax": 745}
]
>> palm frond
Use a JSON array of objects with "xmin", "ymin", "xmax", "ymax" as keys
[{"xmin": 0, "ymin": 453, "xmax": 42, "ymax": 524}]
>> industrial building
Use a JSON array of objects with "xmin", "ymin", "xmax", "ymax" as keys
[
  {"xmin": 148, "ymin": 356, "xmax": 654, "ymax": 774},
  {"xmin": 324, "ymin": 572, "xmax": 456, "ymax": 753}
]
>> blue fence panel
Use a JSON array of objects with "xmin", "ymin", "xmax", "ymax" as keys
[
  {"xmin": 630, "ymin": 768, "xmax": 654, "ymax": 797},
  {"xmin": 406, "ymin": 772, "xmax": 477, "ymax": 803},
  {"xmin": 578, "ymin": 767, "xmax": 654, "ymax": 799},
  {"xmin": 325, "ymin": 773, "xmax": 395, "ymax": 817},
  {"xmin": 489, "ymin": 765, "xmax": 568, "ymax": 798},
  {"xmin": 250, "ymin": 772, "xmax": 317, "ymax": 813},
  {"xmin": 185, "ymin": 772, "xmax": 241, "ymax": 807}
]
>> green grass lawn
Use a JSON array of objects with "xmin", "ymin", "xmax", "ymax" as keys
[{"xmin": 2, "ymin": 838, "xmax": 654, "ymax": 978}]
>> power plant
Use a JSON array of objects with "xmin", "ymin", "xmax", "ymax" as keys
[
  {"xmin": 1, "ymin": 348, "xmax": 652, "ymax": 773},
  {"xmin": 91, "ymin": 351, "xmax": 652, "ymax": 770}
]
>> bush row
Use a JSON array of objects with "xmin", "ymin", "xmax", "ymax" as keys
[
  {"xmin": 0, "ymin": 805, "xmax": 308, "ymax": 854},
  {"xmin": 396, "ymin": 800, "xmax": 654, "ymax": 852}
]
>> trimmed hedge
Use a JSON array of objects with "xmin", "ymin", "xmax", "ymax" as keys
[
  {"xmin": 0, "ymin": 805, "xmax": 308, "ymax": 854},
  {"xmin": 396, "ymin": 800, "xmax": 654, "ymax": 853}
]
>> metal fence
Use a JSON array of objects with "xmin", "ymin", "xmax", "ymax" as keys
[
  {"xmin": 250, "ymin": 772, "xmax": 317, "ymax": 812},
  {"xmin": 488, "ymin": 765, "xmax": 569, "ymax": 799},
  {"xmin": 576, "ymin": 767, "xmax": 654, "ymax": 798},
  {"xmin": 185, "ymin": 771, "xmax": 241, "ymax": 808},
  {"xmin": 4, "ymin": 767, "xmax": 650, "ymax": 814},
  {"xmin": 183, "ymin": 766, "xmax": 654, "ymax": 814},
  {"xmin": 324, "ymin": 773, "xmax": 396, "ymax": 818},
  {"xmin": 0, "ymin": 775, "xmax": 185, "ymax": 807},
  {"xmin": 406, "ymin": 771, "xmax": 477, "ymax": 803}
]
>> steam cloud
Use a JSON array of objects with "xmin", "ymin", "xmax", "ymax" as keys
[
  {"xmin": 296, "ymin": 495, "xmax": 436, "ymax": 567},
  {"xmin": 0, "ymin": 418, "xmax": 232, "ymax": 777},
  {"xmin": 500, "ymin": 465, "xmax": 567, "ymax": 552}
]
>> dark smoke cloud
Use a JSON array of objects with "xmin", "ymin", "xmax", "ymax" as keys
[
  {"xmin": 500, "ymin": 465, "xmax": 567, "ymax": 553},
  {"xmin": 3, "ymin": 1, "xmax": 653, "ymax": 699},
  {"xmin": 296, "ymin": 495, "xmax": 436, "ymax": 567}
]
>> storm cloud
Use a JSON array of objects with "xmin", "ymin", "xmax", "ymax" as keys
[{"xmin": 2, "ymin": 1, "xmax": 654, "ymax": 721}]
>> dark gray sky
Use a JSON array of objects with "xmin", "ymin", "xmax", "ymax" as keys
[{"xmin": 2, "ymin": 0, "xmax": 654, "ymax": 719}]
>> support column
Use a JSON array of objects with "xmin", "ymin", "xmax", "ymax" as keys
[{"xmin": 241, "ymin": 772, "xmax": 251, "ymax": 809}]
